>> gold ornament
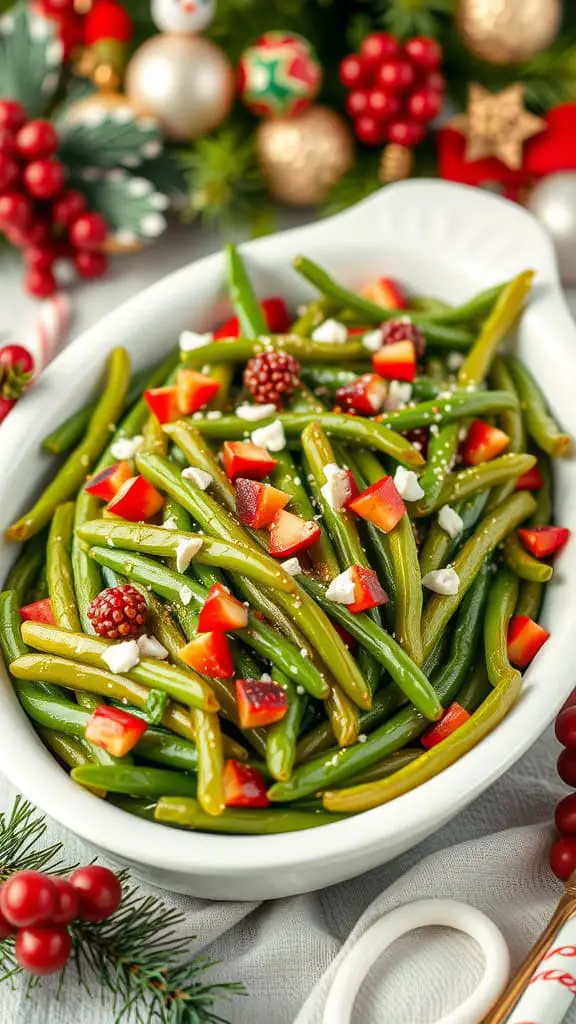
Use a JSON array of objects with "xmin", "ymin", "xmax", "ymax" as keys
[
  {"xmin": 125, "ymin": 35, "xmax": 235, "ymax": 143},
  {"xmin": 256, "ymin": 106, "xmax": 354, "ymax": 207},
  {"xmin": 379, "ymin": 144, "xmax": 413, "ymax": 184},
  {"xmin": 456, "ymin": 0, "xmax": 561, "ymax": 64},
  {"xmin": 449, "ymin": 83, "xmax": 545, "ymax": 171}
]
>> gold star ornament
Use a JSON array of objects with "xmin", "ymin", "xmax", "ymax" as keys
[{"xmin": 449, "ymin": 83, "xmax": 545, "ymax": 170}]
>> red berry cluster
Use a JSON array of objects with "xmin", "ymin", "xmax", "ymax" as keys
[
  {"xmin": 381, "ymin": 318, "xmax": 427, "ymax": 358},
  {"xmin": 0, "ymin": 866, "xmax": 122, "ymax": 976},
  {"xmin": 244, "ymin": 351, "xmax": 301, "ymax": 406},
  {"xmin": 0, "ymin": 343, "xmax": 34, "ymax": 425},
  {"xmin": 551, "ymin": 692, "xmax": 576, "ymax": 881},
  {"xmin": 0, "ymin": 99, "xmax": 109, "ymax": 298},
  {"xmin": 88, "ymin": 584, "xmax": 148, "ymax": 639},
  {"xmin": 339, "ymin": 33, "xmax": 445, "ymax": 147}
]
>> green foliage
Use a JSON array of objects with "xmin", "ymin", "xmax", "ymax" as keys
[
  {"xmin": 177, "ymin": 126, "xmax": 269, "ymax": 229},
  {"xmin": 0, "ymin": 3, "xmax": 62, "ymax": 117},
  {"xmin": 56, "ymin": 106, "xmax": 163, "ymax": 169},
  {"xmin": 71, "ymin": 169, "xmax": 169, "ymax": 245},
  {"xmin": 378, "ymin": 0, "xmax": 454, "ymax": 39}
]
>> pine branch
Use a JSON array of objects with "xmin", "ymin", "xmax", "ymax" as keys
[
  {"xmin": 377, "ymin": 0, "xmax": 454, "ymax": 39},
  {"xmin": 177, "ymin": 127, "xmax": 269, "ymax": 231}
]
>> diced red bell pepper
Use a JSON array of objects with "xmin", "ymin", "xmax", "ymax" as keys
[
  {"xmin": 332, "ymin": 621, "xmax": 357, "ymax": 653},
  {"xmin": 214, "ymin": 297, "xmax": 291, "ymax": 339},
  {"xmin": 235, "ymin": 678, "xmax": 288, "ymax": 729},
  {"xmin": 507, "ymin": 615, "xmax": 550, "ymax": 668},
  {"xmin": 197, "ymin": 583, "xmax": 248, "ymax": 633},
  {"xmin": 372, "ymin": 340, "xmax": 416, "ymax": 382},
  {"xmin": 421, "ymin": 703, "xmax": 471, "ymax": 750},
  {"xmin": 347, "ymin": 565, "xmax": 389, "ymax": 614},
  {"xmin": 179, "ymin": 631, "xmax": 234, "ymax": 678},
  {"xmin": 85, "ymin": 460, "xmax": 133, "ymax": 502},
  {"xmin": 144, "ymin": 386, "xmax": 180, "ymax": 425},
  {"xmin": 347, "ymin": 476, "xmax": 406, "ymax": 534},
  {"xmin": 268, "ymin": 509, "xmax": 322, "ymax": 557},
  {"xmin": 335, "ymin": 373, "xmax": 388, "ymax": 415},
  {"xmin": 222, "ymin": 441, "xmax": 277, "ymax": 481},
  {"xmin": 235, "ymin": 477, "xmax": 289, "ymax": 528},
  {"xmin": 19, "ymin": 598, "xmax": 55, "ymax": 625},
  {"xmin": 360, "ymin": 276, "xmax": 407, "ymax": 310},
  {"xmin": 223, "ymin": 759, "xmax": 270, "ymax": 808},
  {"xmin": 106, "ymin": 475, "xmax": 165, "ymax": 521},
  {"xmin": 514, "ymin": 465, "xmax": 544, "ymax": 491},
  {"xmin": 176, "ymin": 369, "xmax": 220, "ymax": 415},
  {"xmin": 517, "ymin": 525, "xmax": 570, "ymax": 559},
  {"xmin": 85, "ymin": 705, "xmax": 147, "ymax": 757},
  {"xmin": 461, "ymin": 419, "xmax": 510, "ymax": 466}
]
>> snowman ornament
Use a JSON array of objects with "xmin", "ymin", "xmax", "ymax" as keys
[{"xmin": 151, "ymin": 0, "xmax": 215, "ymax": 35}]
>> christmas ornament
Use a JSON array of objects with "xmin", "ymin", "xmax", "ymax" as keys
[
  {"xmin": 151, "ymin": 0, "xmax": 215, "ymax": 35},
  {"xmin": 256, "ymin": 106, "xmax": 354, "ymax": 207},
  {"xmin": 126, "ymin": 35, "xmax": 234, "ymax": 142},
  {"xmin": 30, "ymin": 293, "xmax": 72, "ymax": 373},
  {"xmin": 379, "ymin": 143, "xmax": 413, "ymax": 183},
  {"xmin": 528, "ymin": 173, "xmax": 576, "ymax": 286},
  {"xmin": 339, "ymin": 32, "xmax": 445, "ymax": 148},
  {"xmin": 75, "ymin": 0, "xmax": 133, "ymax": 91},
  {"xmin": 456, "ymin": 0, "xmax": 561, "ymax": 65},
  {"xmin": 448, "ymin": 83, "xmax": 545, "ymax": 171},
  {"xmin": 238, "ymin": 31, "xmax": 322, "ymax": 119}
]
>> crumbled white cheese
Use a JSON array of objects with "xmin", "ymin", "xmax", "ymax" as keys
[
  {"xmin": 447, "ymin": 351, "xmax": 465, "ymax": 371},
  {"xmin": 311, "ymin": 319, "xmax": 348, "ymax": 344},
  {"xmin": 422, "ymin": 567, "xmax": 460, "ymax": 596},
  {"xmin": 260, "ymin": 672, "xmax": 272, "ymax": 682},
  {"xmin": 162, "ymin": 516, "xmax": 178, "ymax": 530},
  {"xmin": 384, "ymin": 381, "xmax": 412, "ymax": 412},
  {"xmin": 251, "ymin": 420, "xmax": 286, "ymax": 452},
  {"xmin": 320, "ymin": 463, "xmax": 352, "ymax": 510},
  {"xmin": 393, "ymin": 466, "xmax": 424, "ymax": 502},
  {"xmin": 235, "ymin": 403, "xmax": 277, "ymax": 422},
  {"xmin": 181, "ymin": 466, "xmax": 213, "ymax": 490},
  {"xmin": 137, "ymin": 634, "xmax": 169, "ymax": 660},
  {"xmin": 179, "ymin": 584, "xmax": 193, "ymax": 606},
  {"xmin": 438, "ymin": 505, "xmax": 464, "ymax": 539},
  {"xmin": 179, "ymin": 330, "xmax": 213, "ymax": 352},
  {"xmin": 109, "ymin": 435, "xmax": 144, "ymax": 461},
  {"xmin": 175, "ymin": 538, "xmax": 203, "ymax": 573},
  {"xmin": 101, "ymin": 640, "xmax": 140, "ymax": 674},
  {"xmin": 206, "ymin": 410, "xmax": 222, "ymax": 420},
  {"xmin": 362, "ymin": 328, "xmax": 384, "ymax": 353},
  {"xmin": 326, "ymin": 568, "xmax": 356, "ymax": 605},
  {"xmin": 280, "ymin": 557, "xmax": 302, "ymax": 576}
]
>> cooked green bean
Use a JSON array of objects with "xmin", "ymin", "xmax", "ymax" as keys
[
  {"xmin": 4, "ymin": 533, "xmax": 47, "ymax": 605},
  {"xmin": 419, "ymin": 491, "xmax": 490, "ymax": 576},
  {"xmin": 266, "ymin": 669, "xmax": 305, "ymax": 782},
  {"xmin": 505, "ymin": 354, "xmax": 572, "ymax": 457},
  {"xmin": 225, "ymin": 244, "xmax": 267, "ymax": 337},
  {"xmin": 458, "ymin": 272, "xmax": 533, "ymax": 388},
  {"xmin": 486, "ymin": 356, "xmax": 526, "ymax": 508},
  {"xmin": 412, "ymin": 453, "xmax": 536, "ymax": 518},
  {"xmin": 388, "ymin": 515, "xmax": 423, "ymax": 667},
  {"xmin": 484, "ymin": 568, "xmax": 520, "ymax": 689},
  {"xmin": 47, "ymin": 503, "xmax": 81, "ymax": 633},
  {"xmin": 71, "ymin": 764, "xmax": 197, "ymax": 798},
  {"xmin": 155, "ymin": 795, "xmax": 347, "ymax": 833},
  {"xmin": 192, "ymin": 708, "xmax": 225, "ymax": 816}
]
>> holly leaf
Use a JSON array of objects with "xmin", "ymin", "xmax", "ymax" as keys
[
  {"xmin": 71, "ymin": 168, "xmax": 169, "ymax": 247},
  {"xmin": 0, "ymin": 4, "xmax": 62, "ymax": 117},
  {"xmin": 56, "ymin": 105, "xmax": 163, "ymax": 169}
]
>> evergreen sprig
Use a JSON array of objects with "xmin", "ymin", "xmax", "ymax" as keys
[
  {"xmin": 177, "ymin": 127, "xmax": 269, "ymax": 230},
  {"xmin": 0, "ymin": 798, "xmax": 244, "ymax": 1024}
]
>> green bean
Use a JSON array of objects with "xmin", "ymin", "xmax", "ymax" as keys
[
  {"xmin": 344, "ymin": 448, "xmax": 396, "ymax": 614},
  {"xmin": 505, "ymin": 354, "xmax": 572, "ymax": 457},
  {"xmin": 186, "ymin": 412, "xmax": 424, "ymax": 469},
  {"xmin": 457, "ymin": 661, "xmax": 492, "ymax": 714},
  {"xmin": 290, "ymin": 297, "xmax": 337, "ymax": 336},
  {"xmin": 531, "ymin": 455, "xmax": 553, "ymax": 526},
  {"xmin": 484, "ymin": 568, "xmax": 520, "ymax": 689},
  {"xmin": 421, "ymin": 491, "xmax": 537, "ymax": 661},
  {"xmin": 417, "ymin": 424, "xmax": 459, "ymax": 508},
  {"xmin": 142, "ymin": 412, "xmax": 168, "ymax": 456},
  {"xmin": 183, "ymin": 334, "xmax": 369, "ymax": 367},
  {"xmin": 164, "ymin": 421, "xmax": 236, "ymax": 513},
  {"xmin": 298, "ymin": 575, "xmax": 442, "ymax": 721},
  {"xmin": 340, "ymin": 748, "xmax": 422, "ymax": 787},
  {"xmin": 286, "ymin": 383, "xmax": 328, "ymax": 413},
  {"xmin": 266, "ymin": 669, "xmax": 305, "ymax": 782},
  {"xmin": 72, "ymin": 764, "xmax": 197, "ymax": 798},
  {"xmin": 503, "ymin": 532, "xmax": 553, "ymax": 582},
  {"xmin": 47, "ymin": 503, "xmax": 81, "ymax": 633},
  {"xmin": 424, "ymin": 281, "xmax": 509, "ymax": 326},
  {"xmin": 192, "ymin": 708, "xmax": 225, "ymax": 816},
  {"xmin": 410, "ymin": 296, "xmax": 454, "ymax": 317},
  {"xmin": 388, "ymin": 515, "xmax": 423, "ymax": 667},
  {"xmin": 225, "ymin": 244, "xmax": 267, "ymax": 337},
  {"xmin": 516, "ymin": 580, "xmax": 544, "ymax": 620},
  {"xmin": 270, "ymin": 448, "xmax": 340, "ymax": 582},
  {"xmin": 6, "ymin": 347, "xmax": 131, "ymax": 542},
  {"xmin": 136, "ymin": 728, "xmax": 198, "ymax": 772},
  {"xmin": 300, "ymin": 366, "xmax": 359, "ymax": 397},
  {"xmin": 4, "ymin": 533, "xmax": 47, "ymax": 605},
  {"xmin": 154, "ymin": 795, "xmax": 347, "ymax": 833},
  {"xmin": 458, "ymin": 272, "xmax": 533, "ymax": 387},
  {"xmin": 419, "ymin": 491, "xmax": 490, "ymax": 576},
  {"xmin": 375, "ymin": 390, "xmax": 518, "ymax": 434},
  {"xmin": 412, "ymin": 453, "xmax": 536, "ymax": 518},
  {"xmin": 136, "ymin": 453, "xmax": 370, "ymax": 709},
  {"xmin": 431, "ymin": 565, "xmax": 491, "ymax": 705},
  {"xmin": 486, "ymin": 356, "xmax": 526, "ymax": 508},
  {"xmin": 39, "ymin": 729, "xmax": 107, "ymax": 796},
  {"xmin": 206, "ymin": 676, "xmax": 267, "ymax": 760},
  {"xmin": 295, "ymin": 685, "xmax": 404, "ymax": 765},
  {"xmin": 325, "ymin": 685, "xmax": 361, "ymax": 747}
]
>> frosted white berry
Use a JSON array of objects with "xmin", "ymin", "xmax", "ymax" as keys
[
  {"xmin": 181, "ymin": 467, "xmax": 213, "ymax": 490},
  {"xmin": 101, "ymin": 639, "xmax": 140, "ymax": 674},
  {"xmin": 326, "ymin": 568, "xmax": 356, "ymax": 605},
  {"xmin": 393, "ymin": 466, "xmax": 424, "ymax": 502},
  {"xmin": 422, "ymin": 568, "xmax": 460, "ymax": 596},
  {"xmin": 251, "ymin": 420, "xmax": 286, "ymax": 451},
  {"xmin": 311, "ymin": 319, "xmax": 348, "ymax": 344},
  {"xmin": 175, "ymin": 538, "xmax": 203, "ymax": 573},
  {"xmin": 235, "ymin": 403, "xmax": 277, "ymax": 422},
  {"xmin": 438, "ymin": 505, "xmax": 464, "ymax": 539},
  {"xmin": 137, "ymin": 634, "xmax": 169, "ymax": 660}
]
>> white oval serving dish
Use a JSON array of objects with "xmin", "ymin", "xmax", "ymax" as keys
[{"xmin": 0, "ymin": 180, "xmax": 575, "ymax": 901}]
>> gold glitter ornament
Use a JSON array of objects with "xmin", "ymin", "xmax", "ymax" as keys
[
  {"xmin": 379, "ymin": 144, "xmax": 413, "ymax": 184},
  {"xmin": 449, "ymin": 83, "xmax": 545, "ymax": 171},
  {"xmin": 456, "ymin": 0, "xmax": 561, "ymax": 64},
  {"xmin": 256, "ymin": 106, "xmax": 354, "ymax": 207}
]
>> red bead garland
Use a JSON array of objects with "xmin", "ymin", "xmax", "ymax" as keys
[
  {"xmin": 339, "ymin": 32, "xmax": 445, "ymax": 148},
  {"xmin": 551, "ymin": 692, "xmax": 576, "ymax": 879}
]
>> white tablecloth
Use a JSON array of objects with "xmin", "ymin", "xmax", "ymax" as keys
[{"xmin": 1, "ymin": 226, "xmax": 575, "ymax": 1024}]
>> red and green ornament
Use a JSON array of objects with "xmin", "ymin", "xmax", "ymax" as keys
[{"xmin": 238, "ymin": 31, "xmax": 322, "ymax": 119}]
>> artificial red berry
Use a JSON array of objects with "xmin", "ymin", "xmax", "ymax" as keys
[
  {"xmin": 24, "ymin": 267, "xmax": 56, "ymax": 298},
  {"xmin": 0, "ymin": 152, "xmax": 20, "ymax": 191},
  {"xmin": 40, "ymin": 0, "xmax": 76, "ymax": 12},
  {"xmin": 0, "ymin": 192, "xmax": 32, "ymax": 231},
  {"xmin": 84, "ymin": 0, "xmax": 133, "ymax": 44},
  {"xmin": 87, "ymin": 584, "xmax": 148, "ymax": 639},
  {"xmin": 74, "ymin": 249, "xmax": 108, "ymax": 279},
  {"xmin": 354, "ymin": 115, "xmax": 388, "ymax": 146},
  {"xmin": 24, "ymin": 158, "xmax": 65, "ymax": 200},
  {"xmin": 407, "ymin": 88, "xmax": 443, "ymax": 122},
  {"xmin": 381, "ymin": 318, "xmax": 426, "ymax": 358},
  {"xmin": 424, "ymin": 71, "xmax": 446, "ymax": 94},
  {"xmin": 377, "ymin": 59, "xmax": 415, "ymax": 93},
  {"xmin": 16, "ymin": 120, "xmax": 59, "ymax": 160},
  {"xmin": 0, "ymin": 100, "xmax": 27, "ymax": 132},
  {"xmin": 561, "ymin": 689, "xmax": 576, "ymax": 714},
  {"xmin": 15, "ymin": 925, "xmax": 72, "ymax": 976},
  {"xmin": 558, "ymin": 748, "xmax": 576, "ymax": 787},
  {"xmin": 555, "ymin": 793, "xmax": 576, "ymax": 837},
  {"xmin": 556, "ymin": 706, "xmax": 576, "ymax": 750},
  {"xmin": 549, "ymin": 836, "xmax": 576, "ymax": 881},
  {"xmin": 70, "ymin": 866, "xmax": 122, "ymax": 922},
  {"xmin": 0, "ymin": 343, "xmax": 34, "ymax": 377},
  {"xmin": 404, "ymin": 36, "xmax": 442, "ymax": 72},
  {"xmin": 51, "ymin": 878, "xmax": 79, "ymax": 925},
  {"xmin": 52, "ymin": 188, "xmax": 86, "ymax": 227},
  {"xmin": 339, "ymin": 55, "xmax": 371, "ymax": 89},
  {"xmin": 244, "ymin": 350, "xmax": 300, "ymax": 405},
  {"xmin": 0, "ymin": 395, "xmax": 15, "ymax": 424},
  {"xmin": 0, "ymin": 127, "xmax": 16, "ymax": 155},
  {"xmin": 0, "ymin": 898, "xmax": 16, "ymax": 940},
  {"xmin": 345, "ymin": 90, "xmax": 370, "ymax": 118},
  {"xmin": 24, "ymin": 245, "xmax": 58, "ymax": 271},
  {"xmin": 360, "ymin": 32, "xmax": 400, "ymax": 66},
  {"xmin": 69, "ymin": 211, "xmax": 108, "ymax": 251},
  {"xmin": 366, "ymin": 89, "xmax": 400, "ymax": 121},
  {"xmin": 0, "ymin": 871, "xmax": 57, "ymax": 928},
  {"xmin": 21, "ymin": 218, "xmax": 52, "ymax": 249},
  {"xmin": 385, "ymin": 119, "xmax": 426, "ymax": 147}
]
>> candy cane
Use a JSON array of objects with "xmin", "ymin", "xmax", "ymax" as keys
[{"xmin": 32, "ymin": 293, "xmax": 72, "ymax": 375}]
